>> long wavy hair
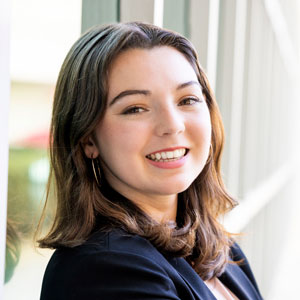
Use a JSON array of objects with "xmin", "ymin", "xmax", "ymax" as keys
[{"xmin": 36, "ymin": 22, "xmax": 237, "ymax": 280}]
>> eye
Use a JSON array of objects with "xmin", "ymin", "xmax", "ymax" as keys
[
  {"xmin": 122, "ymin": 106, "xmax": 147, "ymax": 115},
  {"xmin": 179, "ymin": 97, "xmax": 201, "ymax": 106}
]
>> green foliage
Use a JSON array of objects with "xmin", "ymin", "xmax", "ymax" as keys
[
  {"xmin": 7, "ymin": 147, "xmax": 48, "ymax": 238},
  {"xmin": 5, "ymin": 219, "xmax": 21, "ymax": 284}
]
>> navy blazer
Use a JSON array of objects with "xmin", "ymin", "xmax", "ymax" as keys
[{"xmin": 40, "ymin": 229, "xmax": 263, "ymax": 300}]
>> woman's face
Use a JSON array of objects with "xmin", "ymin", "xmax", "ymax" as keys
[{"xmin": 86, "ymin": 46, "xmax": 211, "ymax": 208}]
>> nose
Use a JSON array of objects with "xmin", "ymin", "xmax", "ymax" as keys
[{"xmin": 154, "ymin": 106, "xmax": 185, "ymax": 136}]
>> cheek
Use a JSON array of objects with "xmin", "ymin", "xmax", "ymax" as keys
[
  {"xmin": 97, "ymin": 119, "xmax": 148, "ymax": 158},
  {"xmin": 188, "ymin": 112, "xmax": 212, "ymax": 144}
]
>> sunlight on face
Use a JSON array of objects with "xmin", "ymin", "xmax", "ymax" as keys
[{"xmin": 92, "ymin": 46, "xmax": 211, "ymax": 219}]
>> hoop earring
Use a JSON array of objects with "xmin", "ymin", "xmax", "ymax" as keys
[{"xmin": 91, "ymin": 155, "xmax": 101, "ymax": 186}]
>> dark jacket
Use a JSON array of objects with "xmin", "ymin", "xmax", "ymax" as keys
[{"xmin": 40, "ymin": 228, "xmax": 263, "ymax": 300}]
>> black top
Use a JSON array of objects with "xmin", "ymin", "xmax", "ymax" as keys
[{"xmin": 40, "ymin": 184, "xmax": 263, "ymax": 300}]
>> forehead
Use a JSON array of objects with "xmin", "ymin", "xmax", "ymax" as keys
[{"xmin": 107, "ymin": 46, "xmax": 199, "ymax": 94}]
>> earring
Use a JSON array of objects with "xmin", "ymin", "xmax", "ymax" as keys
[{"xmin": 91, "ymin": 155, "xmax": 101, "ymax": 186}]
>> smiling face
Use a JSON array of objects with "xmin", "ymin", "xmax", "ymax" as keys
[{"xmin": 84, "ymin": 46, "xmax": 212, "ymax": 220}]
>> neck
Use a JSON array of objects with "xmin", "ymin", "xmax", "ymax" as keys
[
  {"xmin": 102, "ymin": 179, "xmax": 178, "ymax": 223},
  {"xmin": 132, "ymin": 193, "xmax": 178, "ymax": 223}
]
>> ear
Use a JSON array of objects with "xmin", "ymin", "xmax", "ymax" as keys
[{"xmin": 81, "ymin": 135, "xmax": 99, "ymax": 159}]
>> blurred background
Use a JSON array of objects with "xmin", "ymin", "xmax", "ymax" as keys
[{"xmin": 1, "ymin": 0, "xmax": 300, "ymax": 299}]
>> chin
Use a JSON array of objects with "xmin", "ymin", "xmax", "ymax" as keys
[{"xmin": 155, "ymin": 179, "xmax": 194, "ymax": 195}]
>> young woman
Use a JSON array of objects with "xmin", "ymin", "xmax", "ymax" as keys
[{"xmin": 38, "ymin": 22, "xmax": 263, "ymax": 300}]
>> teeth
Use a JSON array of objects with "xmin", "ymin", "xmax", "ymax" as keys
[
  {"xmin": 166, "ymin": 151, "xmax": 173, "ymax": 159},
  {"xmin": 155, "ymin": 153, "xmax": 161, "ymax": 160},
  {"xmin": 173, "ymin": 149, "xmax": 180, "ymax": 158},
  {"xmin": 147, "ymin": 148, "xmax": 187, "ymax": 161}
]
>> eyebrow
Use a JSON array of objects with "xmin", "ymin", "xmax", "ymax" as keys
[
  {"xmin": 176, "ymin": 80, "xmax": 202, "ymax": 90},
  {"xmin": 108, "ymin": 80, "xmax": 202, "ymax": 107},
  {"xmin": 108, "ymin": 90, "xmax": 150, "ymax": 107}
]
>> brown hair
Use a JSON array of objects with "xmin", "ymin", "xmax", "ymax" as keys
[{"xmin": 37, "ymin": 22, "xmax": 237, "ymax": 280}]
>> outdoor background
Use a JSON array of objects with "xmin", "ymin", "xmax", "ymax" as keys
[{"xmin": 2, "ymin": 0, "xmax": 300, "ymax": 299}]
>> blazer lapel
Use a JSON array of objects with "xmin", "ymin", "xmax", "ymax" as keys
[
  {"xmin": 168, "ymin": 257, "xmax": 217, "ymax": 300},
  {"xmin": 218, "ymin": 262, "xmax": 262, "ymax": 300}
]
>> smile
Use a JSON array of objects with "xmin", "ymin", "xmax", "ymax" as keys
[{"xmin": 146, "ymin": 148, "xmax": 188, "ymax": 162}]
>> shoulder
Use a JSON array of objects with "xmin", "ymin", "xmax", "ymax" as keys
[
  {"xmin": 40, "ymin": 229, "xmax": 180, "ymax": 300},
  {"xmin": 229, "ymin": 242, "xmax": 248, "ymax": 261},
  {"xmin": 44, "ymin": 229, "xmax": 167, "ymax": 275},
  {"xmin": 227, "ymin": 243, "xmax": 262, "ymax": 298},
  {"xmin": 46, "ymin": 229, "xmax": 164, "ymax": 266},
  {"xmin": 229, "ymin": 242, "xmax": 256, "ymax": 279},
  {"xmin": 87, "ymin": 228, "xmax": 162, "ymax": 257}
]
